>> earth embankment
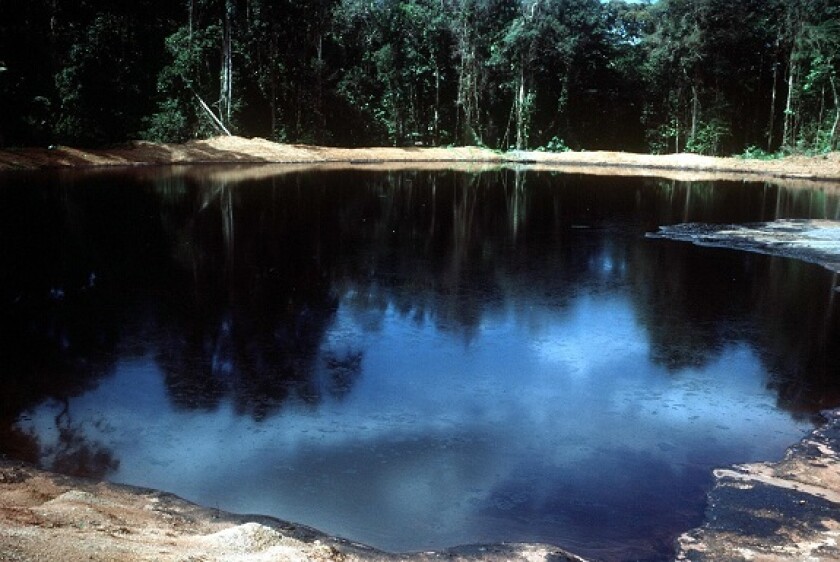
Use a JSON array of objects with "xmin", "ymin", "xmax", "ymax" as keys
[{"xmin": 1, "ymin": 136, "xmax": 840, "ymax": 187}]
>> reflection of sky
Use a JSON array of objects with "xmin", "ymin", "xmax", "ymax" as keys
[{"xmin": 18, "ymin": 293, "xmax": 810, "ymax": 559}]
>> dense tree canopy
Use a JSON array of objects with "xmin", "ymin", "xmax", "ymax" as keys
[{"xmin": 0, "ymin": 0, "xmax": 838, "ymax": 154}]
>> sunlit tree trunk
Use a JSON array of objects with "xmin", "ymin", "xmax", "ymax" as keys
[
  {"xmin": 456, "ymin": 43, "xmax": 473, "ymax": 143},
  {"xmin": 831, "ymin": 72, "xmax": 840, "ymax": 150},
  {"xmin": 453, "ymin": 3, "xmax": 482, "ymax": 146},
  {"xmin": 220, "ymin": 0, "xmax": 234, "ymax": 128},
  {"xmin": 783, "ymin": 51, "xmax": 796, "ymax": 149},
  {"xmin": 516, "ymin": 65, "xmax": 526, "ymax": 150},
  {"xmin": 690, "ymin": 82, "xmax": 699, "ymax": 144},
  {"xmin": 315, "ymin": 32, "xmax": 324, "ymax": 140},
  {"xmin": 768, "ymin": 58, "xmax": 778, "ymax": 149},
  {"xmin": 433, "ymin": 61, "xmax": 440, "ymax": 144},
  {"xmin": 270, "ymin": 72, "xmax": 278, "ymax": 139},
  {"xmin": 188, "ymin": 0, "xmax": 195, "ymax": 40},
  {"xmin": 675, "ymin": 115, "xmax": 680, "ymax": 153}
]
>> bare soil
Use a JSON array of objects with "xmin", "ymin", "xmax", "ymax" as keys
[
  {"xmin": 1, "ymin": 136, "xmax": 840, "ymax": 188},
  {"xmin": 0, "ymin": 459, "xmax": 584, "ymax": 562}
]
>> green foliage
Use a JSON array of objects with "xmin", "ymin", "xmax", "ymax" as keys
[
  {"xmin": 647, "ymin": 117, "xmax": 681, "ymax": 154},
  {"xmin": 53, "ymin": 12, "xmax": 146, "ymax": 146},
  {"xmin": 685, "ymin": 119, "xmax": 731, "ymax": 156},
  {"xmin": 141, "ymin": 99, "xmax": 189, "ymax": 143},
  {"xmin": 2, "ymin": 0, "xmax": 839, "ymax": 155},
  {"xmin": 143, "ymin": 25, "xmax": 226, "ymax": 142},
  {"xmin": 738, "ymin": 145, "xmax": 782, "ymax": 160},
  {"xmin": 535, "ymin": 136, "xmax": 570, "ymax": 152},
  {"xmin": 333, "ymin": 0, "xmax": 454, "ymax": 145}
]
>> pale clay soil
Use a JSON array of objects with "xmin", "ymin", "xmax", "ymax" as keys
[
  {"xmin": 1, "ymin": 135, "xmax": 840, "ymax": 188},
  {"xmin": 2, "ymin": 136, "xmax": 840, "ymax": 561},
  {"xmin": 0, "ymin": 460, "xmax": 585, "ymax": 562}
]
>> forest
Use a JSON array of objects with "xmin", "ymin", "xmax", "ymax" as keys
[{"xmin": 0, "ymin": 0, "xmax": 838, "ymax": 155}]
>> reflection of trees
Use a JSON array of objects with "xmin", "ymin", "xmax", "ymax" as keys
[
  {"xmin": 3, "ymin": 168, "xmax": 838, "ymax": 450},
  {"xmin": 633, "ymin": 180, "xmax": 840, "ymax": 414},
  {"xmin": 154, "ymin": 177, "xmax": 346, "ymax": 420},
  {"xmin": 629, "ymin": 238, "xmax": 755, "ymax": 370},
  {"xmin": 0, "ymin": 172, "xmax": 168, "ymax": 473},
  {"xmin": 751, "ymin": 260, "xmax": 840, "ymax": 415},
  {"xmin": 346, "ymin": 171, "xmax": 838, "ymax": 416},
  {"xmin": 323, "ymin": 351, "xmax": 363, "ymax": 399},
  {"xmin": 45, "ymin": 402, "xmax": 120, "ymax": 479},
  {"xmin": 330, "ymin": 170, "xmax": 640, "ymax": 338},
  {"xmin": 152, "ymin": 169, "xmax": 640, "ymax": 414},
  {"xmin": 481, "ymin": 448, "xmax": 710, "ymax": 561},
  {"xmin": 645, "ymin": 179, "xmax": 840, "ymax": 226}
]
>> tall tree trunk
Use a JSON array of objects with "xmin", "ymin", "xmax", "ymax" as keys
[
  {"xmin": 187, "ymin": 0, "xmax": 195, "ymax": 43},
  {"xmin": 433, "ymin": 61, "xmax": 440, "ymax": 144},
  {"xmin": 461, "ymin": 48, "xmax": 476, "ymax": 144},
  {"xmin": 783, "ymin": 49, "xmax": 797, "ymax": 148},
  {"xmin": 690, "ymin": 83, "xmax": 699, "ymax": 144},
  {"xmin": 830, "ymin": 72, "xmax": 840, "ymax": 150},
  {"xmin": 314, "ymin": 32, "xmax": 324, "ymax": 141},
  {"xmin": 675, "ymin": 116, "xmax": 680, "ymax": 153},
  {"xmin": 455, "ymin": 17, "xmax": 468, "ymax": 143},
  {"xmin": 459, "ymin": 53, "xmax": 477, "ymax": 144},
  {"xmin": 220, "ymin": 0, "xmax": 233, "ymax": 127},
  {"xmin": 516, "ymin": 65, "xmax": 526, "ymax": 150},
  {"xmin": 270, "ymin": 73, "xmax": 277, "ymax": 139},
  {"xmin": 768, "ymin": 59, "xmax": 778, "ymax": 149},
  {"xmin": 817, "ymin": 84, "xmax": 826, "ymax": 147}
]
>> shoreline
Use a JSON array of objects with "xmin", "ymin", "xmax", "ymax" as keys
[
  {"xmin": 3, "ymin": 410, "xmax": 840, "ymax": 561},
  {"xmin": 0, "ymin": 455, "xmax": 585, "ymax": 562},
  {"xmin": 1, "ymin": 136, "xmax": 840, "ymax": 188},
  {"xmin": 676, "ymin": 409, "xmax": 840, "ymax": 561}
]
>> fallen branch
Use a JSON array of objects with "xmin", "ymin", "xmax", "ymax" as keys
[{"xmin": 192, "ymin": 90, "xmax": 232, "ymax": 136}]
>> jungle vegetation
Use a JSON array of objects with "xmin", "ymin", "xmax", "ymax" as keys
[{"xmin": 1, "ymin": 0, "xmax": 838, "ymax": 155}]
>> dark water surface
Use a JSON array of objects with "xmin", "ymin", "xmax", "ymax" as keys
[{"xmin": 2, "ymin": 167, "xmax": 839, "ymax": 561}]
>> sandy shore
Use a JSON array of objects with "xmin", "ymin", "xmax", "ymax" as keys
[
  {"xmin": 0, "ymin": 458, "xmax": 584, "ymax": 562},
  {"xmin": 1, "ymin": 136, "xmax": 840, "ymax": 188}
]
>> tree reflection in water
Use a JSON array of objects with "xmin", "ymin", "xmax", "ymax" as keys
[{"xmin": 0, "ymin": 167, "xmax": 839, "ymax": 557}]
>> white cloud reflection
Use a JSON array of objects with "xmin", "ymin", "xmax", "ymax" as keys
[{"xmin": 18, "ymin": 292, "xmax": 810, "ymax": 554}]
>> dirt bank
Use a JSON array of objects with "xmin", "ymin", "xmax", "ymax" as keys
[
  {"xmin": 1, "ymin": 136, "xmax": 840, "ymax": 186},
  {"xmin": 0, "ymin": 459, "xmax": 584, "ymax": 562}
]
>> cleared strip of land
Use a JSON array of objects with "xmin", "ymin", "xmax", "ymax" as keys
[{"xmin": 1, "ymin": 136, "xmax": 840, "ymax": 186}]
